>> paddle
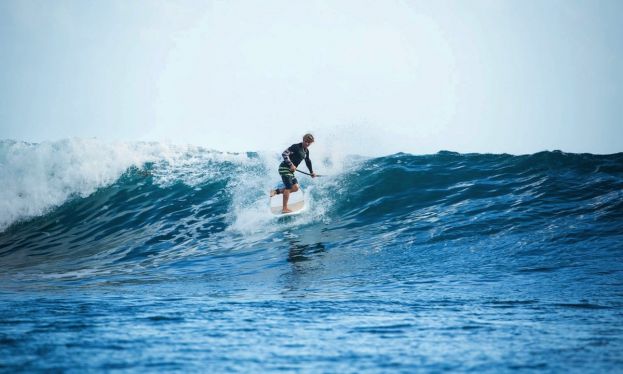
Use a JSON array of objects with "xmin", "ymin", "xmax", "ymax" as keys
[{"xmin": 296, "ymin": 170, "xmax": 323, "ymax": 177}]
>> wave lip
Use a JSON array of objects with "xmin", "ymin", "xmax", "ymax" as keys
[
  {"xmin": 0, "ymin": 138, "xmax": 258, "ymax": 233},
  {"xmin": 0, "ymin": 139, "xmax": 162, "ymax": 232}
]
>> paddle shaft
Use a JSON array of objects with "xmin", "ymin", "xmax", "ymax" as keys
[{"xmin": 296, "ymin": 170, "xmax": 323, "ymax": 177}]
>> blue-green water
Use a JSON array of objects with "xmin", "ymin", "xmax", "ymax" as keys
[{"xmin": 1, "ymin": 140, "xmax": 622, "ymax": 372}]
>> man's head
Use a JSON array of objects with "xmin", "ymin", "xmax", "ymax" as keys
[{"xmin": 303, "ymin": 133, "xmax": 314, "ymax": 148}]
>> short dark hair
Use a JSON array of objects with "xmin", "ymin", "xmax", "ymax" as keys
[{"xmin": 303, "ymin": 133, "xmax": 314, "ymax": 142}]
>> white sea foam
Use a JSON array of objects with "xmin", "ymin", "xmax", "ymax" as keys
[
  {"xmin": 0, "ymin": 139, "xmax": 154, "ymax": 231},
  {"xmin": 149, "ymin": 144, "xmax": 258, "ymax": 188},
  {"xmin": 0, "ymin": 138, "xmax": 257, "ymax": 232}
]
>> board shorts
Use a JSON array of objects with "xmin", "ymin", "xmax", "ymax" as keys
[{"xmin": 278, "ymin": 164, "xmax": 298, "ymax": 190}]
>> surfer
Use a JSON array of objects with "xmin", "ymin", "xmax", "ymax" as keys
[{"xmin": 270, "ymin": 133, "xmax": 317, "ymax": 213}]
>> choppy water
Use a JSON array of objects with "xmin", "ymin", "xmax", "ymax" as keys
[{"xmin": 1, "ymin": 139, "xmax": 622, "ymax": 372}]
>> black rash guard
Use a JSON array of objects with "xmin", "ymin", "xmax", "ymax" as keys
[{"xmin": 279, "ymin": 143, "xmax": 313, "ymax": 174}]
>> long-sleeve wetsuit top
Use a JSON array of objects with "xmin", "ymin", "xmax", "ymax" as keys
[{"xmin": 280, "ymin": 143, "xmax": 313, "ymax": 174}]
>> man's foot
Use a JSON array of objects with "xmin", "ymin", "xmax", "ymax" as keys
[
  {"xmin": 270, "ymin": 189, "xmax": 277, "ymax": 197},
  {"xmin": 281, "ymin": 208, "xmax": 293, "ymax": 214}
]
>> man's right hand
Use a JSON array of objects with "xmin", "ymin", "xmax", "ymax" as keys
[{"xmin": 290, "ymin": 165, "xmax": 296, "ymax": 172}]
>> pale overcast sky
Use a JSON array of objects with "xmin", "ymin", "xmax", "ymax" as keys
[{"xmin": 1, "ymin": 0, "xmax": 621, "ymax": 155}]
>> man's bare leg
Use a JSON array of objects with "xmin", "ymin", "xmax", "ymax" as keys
[{"xmin": 282, "ymin": 189, "xmax": 292, "ymax": 213}]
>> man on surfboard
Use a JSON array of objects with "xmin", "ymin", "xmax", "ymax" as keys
[{"xmin": 270, "ymin": 133, "xmax": 317, "ymax": 213}]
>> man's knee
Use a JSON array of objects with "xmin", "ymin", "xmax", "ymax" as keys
[{"xmin": 291, "ymin": 184, "xmax": 299, "ymax": 192}]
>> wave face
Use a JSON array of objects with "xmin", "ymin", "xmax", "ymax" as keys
[{"xmin": 1, "ymin": 139, "xmax": 622, "ymax": 372}]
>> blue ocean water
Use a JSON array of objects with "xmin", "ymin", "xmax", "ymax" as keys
[{"xmin": 1, "ymin": 139, "xmax": 622, "ymax": 372}]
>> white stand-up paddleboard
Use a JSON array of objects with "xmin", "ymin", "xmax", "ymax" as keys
[{"xmin": 269, "ymin": 186, "xmax": 306, "ymax": 216}]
